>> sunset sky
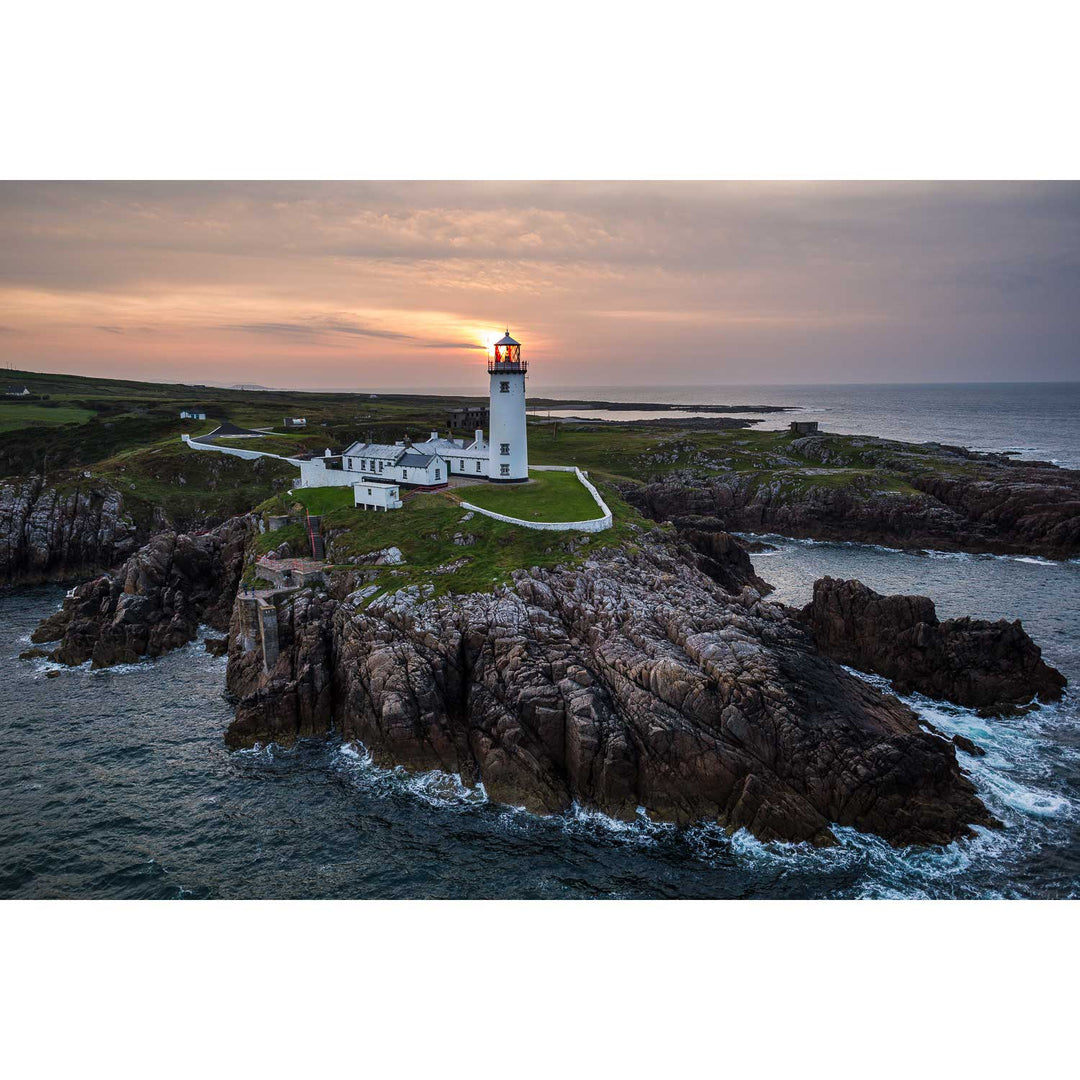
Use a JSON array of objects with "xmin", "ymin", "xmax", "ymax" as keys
[{"xmin": 0, "ymin": 181, "xmax": 1076, "ymax": 391}]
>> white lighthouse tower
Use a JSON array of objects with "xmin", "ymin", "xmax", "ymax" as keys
[{"xmin": 487, "ymin": 329, "xmax": 529, "ymax": 482}]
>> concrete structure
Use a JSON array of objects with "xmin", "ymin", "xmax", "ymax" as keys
[
  {"xmin": 354, "ymin": 480, "xmax": 402, "ymax": 511},
  {"xmin": 790, "ymin": 420, "xmax": 820, "ymax": 435},
  {"xmin": 448, "ymin": 404, "xmax": 489, "ymax": 430},
  {"xmin": 283, "ymin": 417, "xmax": 307, "ymax": 428},
  {"xmin": 238, "ymin": 595, "xmax": 280, "ymax": 672},
  {"xmin": 180, "ymin": 409, "xmax": 207, "ymax": 420},
  {"xmin": 487, "ymin": 331, "xmax": 528, "ymax": 482}
]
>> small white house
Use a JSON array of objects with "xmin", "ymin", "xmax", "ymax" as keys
[
  {"xmin": 297, "ymin": 443, "xmax": 448, "ymax": 490},
  {"xmin": 410, "ymin": 430, "xmax": 489, "ymax": 477},
  {"xmin": 5, "ymin": 385, "xmax": 30, "ymax": 397},
  {"xmin": 340, "ymin": 441, "xmax": 448, "ymax": 487},
  {"xmin": 180, "ymin": 409, "xmax": 207, "ymax": 420},
  {"xmin": 284, "ymin": 417, "xmax": 307, "ymax": 428},
  {"xmin": 353, "ymin": 481, "xmax": 402, "ymax": 512}
]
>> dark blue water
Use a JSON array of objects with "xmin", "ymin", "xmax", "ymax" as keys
[
  {"xmin": 538, "ymin": 382, "xmax": 1080, "ymax": 468},
  {"xmin": 3, "ymin": 540, "xmax": 1077, "ymax": 899},
  {"xmin": 2, "ymin": 381, "xmax": 1078, "ymax": 898}
]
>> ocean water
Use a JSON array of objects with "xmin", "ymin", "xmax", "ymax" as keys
[
  {"xmin": 534, "ymin": 381, "xmax": 1080, "ymax": 468},
  {"xmin": 1, "ymin": 382, "xmax": 1078, "ymax": 899}
]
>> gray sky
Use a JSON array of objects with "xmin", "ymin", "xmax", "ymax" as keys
[{"xmin": 0, "ymin": 181, "xmax": 1076, "ymax": 389}]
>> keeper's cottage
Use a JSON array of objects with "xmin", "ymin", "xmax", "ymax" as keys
[{"xmin": 299, "ymin": 329, "xmax": 530, "ymax": 491}]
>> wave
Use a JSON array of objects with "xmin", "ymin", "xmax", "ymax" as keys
[
  {"xmin": 739, "ymin": 530, "xmax": 1073, "ymax": 568},
  {"xmin": 335, "ymin": 741, "xmax": 488, "ymax": 811}
]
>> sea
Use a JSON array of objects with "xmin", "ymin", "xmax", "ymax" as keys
[{"xmin": 2, "ymin": 382, "xmax": 1078, "ymax": 899}]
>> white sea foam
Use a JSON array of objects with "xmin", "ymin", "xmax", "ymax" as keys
[{"xmin": 336, "ymin": 741, "xmax": 487, "ymax": 810}]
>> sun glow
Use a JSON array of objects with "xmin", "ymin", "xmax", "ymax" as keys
[{"xmin": 478, "ymin": 329, "xmax": 501, "ymax": 356}]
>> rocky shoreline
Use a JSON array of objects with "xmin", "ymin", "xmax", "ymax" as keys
[
  {"xmin": 27, "ymin": 512, "xmax": 1068, "ymax": 848},
  {"xmin": 626, "ymin": 434, "xmax": 1080, "ymax": 560}
]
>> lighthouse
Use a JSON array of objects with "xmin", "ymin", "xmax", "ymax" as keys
[{"xmin": 487, "ymin": 329, "xmax": 529, "ymax": 482}]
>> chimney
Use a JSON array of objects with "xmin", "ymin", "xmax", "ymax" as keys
[
  {"xmin": 475, "ymin": 428, "xmax": 484, "ymax": 447},
  {"xmin": 430, "ymin": 430, "xmax": 438, "ymax": 443}
]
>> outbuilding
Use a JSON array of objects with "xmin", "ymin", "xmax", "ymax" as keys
[
  {"xmin": 353, "ymin": 481, "xmax": 403, "ymax": 512},
  {"xmin": 789, "ymin": 421, "xmax": 820, "ymax": 435}
]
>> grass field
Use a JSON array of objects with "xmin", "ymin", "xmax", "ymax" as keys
[
  {"xmin": 0, "ymin": 402, "xmax": 96, "ymax": 433},
  {"xmin": 460, "ymin": 469, "xmax": 603, "ymax": 522},
  {"xmin": 288, "ymin": 486, "xmax": 355, "ymax": 515},
  {"xmin": 254, "ymin": 482, "xmax": 649, "ymax": 597}
]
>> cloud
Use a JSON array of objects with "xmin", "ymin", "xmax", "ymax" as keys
[{"xmin": 1, "ymin": 181, "xmax": 1077, "ymax": 385}]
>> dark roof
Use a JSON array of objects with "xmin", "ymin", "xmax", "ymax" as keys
[{"xmin": 398, "ymin": 452, "xmax": 438, "ymax": 468}]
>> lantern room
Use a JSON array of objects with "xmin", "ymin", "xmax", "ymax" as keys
[{"xmin": 488, "ymin": 330, "xmax": 526, "ymax": 372}]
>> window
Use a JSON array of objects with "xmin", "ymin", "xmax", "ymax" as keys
[
  {"xmin": 500, "ymin": 464, "xmax": 510, "ymax": 477},
  {"xmin": 500, "ymin": 442, "xmax": 510, "ymax": 455},
  {"xmin": 475, "ymin": 460, "xmax": 482, "ymax": 472},
  {"xmin": 347, "ymin": 458, "xmax": 353, "ymax": 470},
  {"xmin": 499, "ymin": 381, "xmax": 509, "ymax": 393},
  {"xmin": 401, "ymin": 469, "xmax": 408, "ymax": 480},
  {"xmin": 378, "ymin": 461, "xmax": 383, "ymax": 473},
  {"xmin": 435, "ymin": 468, "xmax": 441, "ymax": 480},
  {"xmin": 367, "ymin": 488, "xmax": 372, "ymax": 496},
  {"xmin": 459, "ymin": 460, "xmax": 465, "ymax": 470}
]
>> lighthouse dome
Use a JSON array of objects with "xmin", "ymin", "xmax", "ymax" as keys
[{"xmin": 494, "ymin": 331, "xmax": 520, "ymax": 347}]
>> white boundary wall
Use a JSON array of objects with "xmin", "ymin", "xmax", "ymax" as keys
[
  {"xmin": 182, "ymin": 433, "xmax": 302, "ymax": 465},
  {"xmin": 459, "ymin": 466, "xmax": 613, "ymax": 532}
]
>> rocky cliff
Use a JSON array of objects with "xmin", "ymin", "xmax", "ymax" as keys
[
  {"xmin": 626, "ymin": 436, "xmax": 1080, "ymax": 559},
  {"xmin": 223, "ymin": 532, "xmax": 996, "ymax": 847},
  {"xmin": 798, "ymin": 577, "xmax": 1066, "ymax": 712},
  {"xmin": 0, "ymin": 477, "xmax": 143, "ymax": 583},
  {"xmin": 30, "ymin": 515, "xmax": 254, "ymax": 667}
]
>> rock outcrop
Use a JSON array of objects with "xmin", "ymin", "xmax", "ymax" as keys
[
  {"xmin": 677, "ymin": 521, "xmax": 773, "ymax": 595},
  {"xmin": 0, "ymin": 477, "xmax": 142, "ymax": 583},
  {"xmin": 31, "ymin": 516, "xmax": 254, "ymax": 667},
  {"xmin": 626, "ymin": 438, "xmax": 1080, "ymax": 559},
  {"xmin": 798, "ymin": 577, "xmax": 1067, "ymax": 711},
  {"xmin": 224, "ymin": 534, "xmax": 995, "ymax": 847}
]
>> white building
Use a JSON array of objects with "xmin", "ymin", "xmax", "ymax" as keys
[
  {"xmin": 180, "ymin": 409, "xmax": 207, "ymax": 420},
  {"xmin": 295, "ymin": 329, "xmax": 530, "ymax": 494},
  {"xmin": 354, "ymin": 480, "xmax": 402, "ymax": 511},
  {"xmin": 299, "ymin": 442, "xmax": 448, "ymax": 489},
  {"xmin": 284, "ymin": 417, "xmax": 307, "ymax": 428},
  {"xmin": 405, "ymin": 329, "xmax": 529, "ymax": 482},
  {"xmin": 485, "ymin": 331, "xmax": 529, "ymax": 482}
]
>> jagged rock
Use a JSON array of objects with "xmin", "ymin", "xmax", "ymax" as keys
[
  {"xmin": 31, "ymin": 516, "xmax": 255, "ymax": 668},
  {"xmin": 626, "ymin": 442, "xmax": 1080, "ymax": 559},
  {"xmin": 677, "ymin": 523, "xmax": 772, "ymax": 595},
  {"xmin": 952, "ymin": 734, "xmax": 986, "ymax": 757},
  {"xmin": 798, "ymin": 577, "xmax": 1066, "ymax": 710},
  {"xmin": 204, "ymin": 636, "xmax": 229, "ymax": 657},
  {"xmin": 0, "ymin": 477, "xmax": 141, "ymax": 583},
  {"xmin": 224, "ymin": 536, "xmax": 997, "ymax": 848}
]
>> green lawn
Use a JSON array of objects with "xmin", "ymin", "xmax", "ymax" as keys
[
  {"xmin": 287, "ymin": 485, "xmax": 356, "ymax": 515},
  {"xmin": 252, "ymin": 483, "xmax": 649, "ymax": 597},
  {"xmin": 0, "ymin": 402, "xmax": 96, "ymax": 433},
  {"xmin": 461, "ymin": 469, "xmax": 604, "ymax": 523}
]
